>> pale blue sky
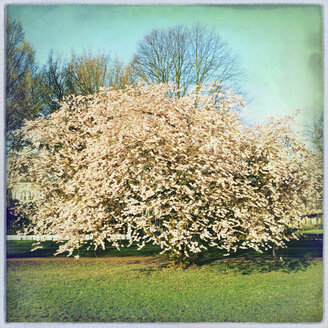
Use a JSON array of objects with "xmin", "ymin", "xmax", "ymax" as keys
[{"xmin": 7, "ymin": 5, "xmax": 323, "ymax": 127}]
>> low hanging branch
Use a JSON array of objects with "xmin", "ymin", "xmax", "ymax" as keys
[{"xmin": 8, "ymin": 82, "xmax": 322, "ymax": 265}]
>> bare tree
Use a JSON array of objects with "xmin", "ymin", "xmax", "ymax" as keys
[
  {"xmin": 40, "ymin": 51, "xmax": 67, "ymax": 115},
  {"xmin": 64, "ymin": 50, "xmax": 111, "ymax": 96},
  {"xmin": 6, "ymin": 19, "xmax": 41, "ymax": 151},
  {"xmin": 40, "ymin": 51, "xmax": 138, "ymax": 115},
  {"xmin": 134, "ymin": 28, "xmax": 174, "ymax": 84},
  {"xmin": 307, "ymin": 114, "xmax": 323, "ymax": 153},
  {"xmin": 168, "ymin": 25, "xmax": 192, "ymax": 97},
  {"xmin": 190, "ymin": 23, "xmax": 240, "ymax": 90},
  {"xmin": 108, "ymin": 57, "xmax": 138, "ymax": 89},
  {"xmin": 134, "ymin": 23, "xmax": 241, "ymax": 97}
]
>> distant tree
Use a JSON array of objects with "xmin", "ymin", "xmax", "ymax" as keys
[
  {"xmin": 134, "ymin": 23, "xmax": 241, "ymax": 97},
  {"xmin": 40, "ymin": 51, "xmax": 138, "ymax": 114},
  {"xmin": 64, "ymin": 50, "xmax": 111, "ymax": 96},
  {"xmin": 308, "ymin": 114, "xmax": 323, "ymax": 154},
  {"xmin": 108, "ymin": 57, "xmax": 138, "ymax": 89},
  {"xmin": 6, "ymin": 19, "xmax": 41, "ymax": 151},
  {"xmin": 8, "ymin": 83, "xmax": 322, "ymax": 267},
  {"xmin": 134, "ymin": 25, "xmax": 190, "ymax": 97},
  {"xmin": 189, "ymin": 23, "xmax": 240, "ymax": 93},
  {"xmin": 39, "ymin": 51, "xmax": 67, "ymax": 115},
  {"xmin": 305, "ymin": 114, "xmax": 324, "ymax": 217}
]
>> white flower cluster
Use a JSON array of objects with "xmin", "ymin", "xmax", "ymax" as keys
[{"xmin": 8, "ymin": 82, "xmax": 322, "ymax": 262}]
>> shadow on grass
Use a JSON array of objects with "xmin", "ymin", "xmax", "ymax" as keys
[
  {"xmin": 6, "ymin": 240, "xmax": 162, "ymax": 258},
  {"xmin": 198, "ymin": 255, "xmax": 317, "ymax": 275},
  {"xmin": 7, "ymin": 237, "xmax": 322, "ymax": 275},
  {"xmin": 194, "ymin": 238, "xmax": 322, "ymax": 274}
]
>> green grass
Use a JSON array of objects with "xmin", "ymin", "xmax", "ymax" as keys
[
  {"xmin": 7, "ymin": 237, "xmax": 323, "ymax": 259},
  {"xmin": 298, "ymin": 228, "xmax": 323, "ymax": 235},
  {"xmin": 6, "ymin": 238, "xmax": 323, "ymax": 322},
  {"xmin": 6, "ymin": 240, "xmax": 161, "ymax": 258}
]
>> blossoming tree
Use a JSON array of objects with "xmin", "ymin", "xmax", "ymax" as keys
[{"xmin": 8, "ymin": 82, "xmax": 322, "ymax": 266}]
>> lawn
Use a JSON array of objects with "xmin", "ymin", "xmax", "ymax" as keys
[
  {"xmin": 6, "ymin": 239, "xmax": 323, "ymax": 322},
  {"xmin": 299, "ymin": 228, "xmax": 323, "ymax": 235}
]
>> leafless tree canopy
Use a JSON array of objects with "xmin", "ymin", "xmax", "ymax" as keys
[
  {"xmin": 307, "ymin": 114, "xmax": 323, "ymax": 153},
  {"xmin": 134, "ymin": 23, "xmax": 241, "ymax": 97},
  {"xmin": 40, "ymin": 52, "xmax": 138, "ymax": 115},
  {"xmin": 40, "ymin": 51, "xmax": 67, "ymax": 114},
  {"xmin": 6, "ymin": 19, "xmax": 41, "ymax": 151},
  {"xmin": 64, "ymin": 51, "xmax": 111, "ymax": 96},
  {"xmin": 107, "ymin": 57, "xmax": 138, "ymax": 90}
]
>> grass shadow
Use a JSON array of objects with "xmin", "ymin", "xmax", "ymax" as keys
[
  {"xmin": 7, "ymin": 237, "xmax": 322, "ymax": 275},
  {"xmin": 196, "ymin": 237, "xmax": 322, "ymax": 274},
  {"xmin": 6, "ymin": 240, "xmax": 162, "ymax": 258},
  {"xmin": 215, "ymin": 256, "xmax": 315, "ymax": 275}
]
